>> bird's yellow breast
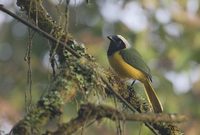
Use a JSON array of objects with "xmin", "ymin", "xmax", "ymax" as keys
[{"xmin": 108, "ymin": 52, "xmax": 146, "ymax": 82}]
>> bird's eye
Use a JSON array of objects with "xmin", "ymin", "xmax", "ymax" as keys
[{"xmin": 119, "ymin": 40, "xmax": 123, "ymax": 44}]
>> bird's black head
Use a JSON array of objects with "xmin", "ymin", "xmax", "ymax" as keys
[{"xmin": 107, "ymin": 35, "xmax": 130, "ymax": 56}]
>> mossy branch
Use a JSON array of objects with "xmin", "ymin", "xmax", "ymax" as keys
[{"xmin": 47, "ymin": 103, "xmax": 187, "ymax": 135}]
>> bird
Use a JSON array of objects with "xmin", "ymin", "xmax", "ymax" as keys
[{"xmin": 107, "ymin": 35, "xmax": 163, "ymax": 113}]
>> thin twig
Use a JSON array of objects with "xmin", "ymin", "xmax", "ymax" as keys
[{"xmin": 0, "ymin": 4, "xmax": 80, "ymax": 58}]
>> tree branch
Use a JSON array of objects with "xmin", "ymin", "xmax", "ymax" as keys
[{"xmin": 47, "ymin": 103, "xmax": 188, "ymax": 135}]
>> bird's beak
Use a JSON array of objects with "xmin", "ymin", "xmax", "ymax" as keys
[{"xmin": 107, "ymin": 36, "xmax": 113, "ymax": 41}]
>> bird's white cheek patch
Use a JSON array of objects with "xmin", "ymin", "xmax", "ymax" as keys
[{"xmin": 117, "ymin": 35, "xmax": 131, "ymax": 48}]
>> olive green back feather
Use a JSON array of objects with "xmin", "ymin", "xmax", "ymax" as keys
[{"xmin": 120, "ymin": 48, "xmax": 152, "ymax": 81}]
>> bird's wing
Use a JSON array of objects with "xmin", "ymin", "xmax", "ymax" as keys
[{"xmin": 120, "ymin": 48, "xmax": 152, "ymax": 81}]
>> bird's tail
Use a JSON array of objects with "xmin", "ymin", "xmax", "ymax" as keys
[{"xmin": 143, "ymin": 80, "xmax": 163, "ymax": 113}]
